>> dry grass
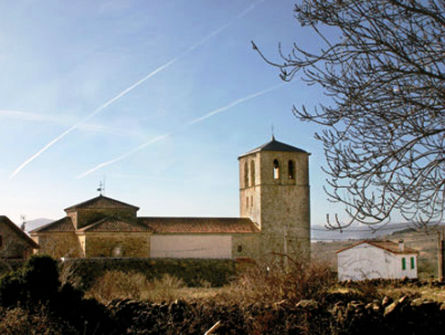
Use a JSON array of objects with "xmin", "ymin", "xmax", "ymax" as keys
[
  {"xmin": 86, "ymin": 271, "xmax": 218, "ymax": 304},
  {"xmin": 86, "ymin": 270, "xmax": 149, "ymax": 303},
  {"xmin": 86, "ymin": 259, "xmax": 335, "ymax": 305},
  {"xmin": 0, "ymin": 306, "xmax": 77, "ymax": 335},
  {"xmin": 214, "ymin": 258, "xmax": 336, "ymax": 305}
]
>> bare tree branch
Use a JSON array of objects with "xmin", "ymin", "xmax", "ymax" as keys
[{"xmin": 255, "ymin": 0, "xmax": 445, "ymax": 229}]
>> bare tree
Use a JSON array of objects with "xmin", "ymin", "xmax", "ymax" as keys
[{"xmin": 253, "ymin": 0, "xmax": 445, "ymax": 228}]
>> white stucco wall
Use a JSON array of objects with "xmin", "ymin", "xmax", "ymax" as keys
[
  {"xmin": 337, "ymin": 243, "xmax": 417, "ymax": 281},
  {"xmin": 150, "ymin": 234, "xmax": 232, "ymax": 259}
]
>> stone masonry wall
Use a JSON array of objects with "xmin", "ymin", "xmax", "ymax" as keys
[
  {"xmin": 83, "ymin": 232, "xmax": 150, "ymax": 258},
  {"xmin": 31, "ymin": 232, "xmax": 82, "ymax": 258},
  {"xmin": 239, "ymin": 150, "xmax": 310, "ymax": 261},
  {"xmin": 71, "ymin": 208, "xmax": 138, "ymax": 229},
  {"xmin": 231, "ymin": 234, "xmax": 261, "ymax": 260},
  {"xmin": 0, "ymin": 223, "xmax": 33, "ymax": 259}
]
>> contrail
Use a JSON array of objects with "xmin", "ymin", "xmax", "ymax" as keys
[
  {"xmin": 77, "ymin": 82, "xmax": 285, "ymax": 179},
  {"xmin": 76, "ymin": 133, "xmax": 173, "ymax": 178},
  {"xmin": 9, "ymin": 0, "xmax": 265, "ymax": 179}
]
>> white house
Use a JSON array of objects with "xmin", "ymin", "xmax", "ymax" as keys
[{"xmin": 337, "ymin": 240, "xmax": 418, "ymax": 281}]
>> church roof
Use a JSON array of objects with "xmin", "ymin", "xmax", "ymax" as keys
[
  {"xmin": 77, "ymin": 217, "xmax": 151, "ymax": 232},
  {"xmin": 31, "ymin": 217, "xmax": 75, "ymax": 233},
  {"xmin": 0, "ymin": 215, "xmax": 40, "ymax": 248},
  {"xmin": 239, "ymin": 136, "xmax": 308, "ymax": 158},
  {"xmin": 336, "ymin": 240, "xmax": 419, "ymax": 255},
  {"xmin": 138, "ymin": 217, "xmax": 259, "ymax": 234},
  {"xmin": 64, "ymin": 195, "xmax": 139, "ymax": 211}
]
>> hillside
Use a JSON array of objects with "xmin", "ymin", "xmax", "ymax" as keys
[{"xmin": 311, "ymin": 225, "xmax": 443, "ymax": 279}]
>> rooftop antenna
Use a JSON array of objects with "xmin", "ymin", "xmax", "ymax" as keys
[{"xmin": 20, "ymin": 214, "xmax": 26, "ymax": 231}]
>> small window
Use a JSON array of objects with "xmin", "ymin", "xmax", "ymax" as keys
[
  {"xmin": 402, "ymin": 257, "xmax": 406, "ymax": 270},
  {"xmin": 273, "ymin": 159, "xmax": 280, "ymax": 179},
  {"xmin": 288, "ymin": 160, "xmax": 295, "ymax": 179},
  {"xmin": 250, "ymin": 196, "xmax": 253, "ymax": 209},
  {"xmin": 246, "ymin": 196, "xmax": 249, "ymax": 209},
  {"xmin": 244, "ymin": 162, "xmax": 249, "ymax": 187},
  {"xmin": 250, "ymin": 161, "xmax": 255, "ymax": 186},
  {"xmin": 237, "ymin": 245, "xmax": 243, "ymax": 253},
  {"xmin": 410, "ymin": 257, "xmax": 415, "ymax": 269}
]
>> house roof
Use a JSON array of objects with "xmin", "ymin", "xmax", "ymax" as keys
[
  {"xmin": 30, "ymin": 217, "xmax": 75, "ymax": 233},
  {"xmin": 138, "ymin": 217, "xmax": 259, "ymax": 234},
  {"xmin": 336, "ymin": 240, "xmax": 419, "ymax": 255},
  {"xmin": 77, "ymin": 217, "xmax": 151, "ymax": 232},
  {"xmin": 239, "ymin": 136, "xmax": 308, "ymax": 158},
  {"xmin": 0, "ymin": 216, "xmax": 39, "ymax": 248},
  {"xmin": 64, "ymin": 195, "xmax": 139, "ymax": 211}
]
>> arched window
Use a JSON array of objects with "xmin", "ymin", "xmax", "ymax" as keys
[
  {"xmin": 244, "ymin": 162, "xmax": 249, "ymax": 187},
  {"xmin": 273, "ymin": 159, "xmax": 280, "ymax": 179},
  {"xmin": 288, "ymin": 160, "xmax": 295, "ymax": 179},
  {"xmin": 250, "ymin": 160, "xmax": 255, "ymax": 186}
]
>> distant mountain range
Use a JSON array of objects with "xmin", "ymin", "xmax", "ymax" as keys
[{"xmin": 24, "ymin": 218, "xmax": 53, "ymax": 232}]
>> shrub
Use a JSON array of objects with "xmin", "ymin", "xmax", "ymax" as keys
[
  {"xmin": 221, "ymin": 257, "xmax": 336, "ymax": 305},
  {"xmin": 0, "ymin": 306, "xmax": 77, "ymax": 335},
  {"xmin": 0, "ymin": 255, "xmax": 60, "ymax": 307},
  {"xmin": 22, "ymin": 255, "xmax": 60, "ymax": 303},
  {"xmin": 87, "ymin": 270, "xmax": 148, "ymax": 303}
]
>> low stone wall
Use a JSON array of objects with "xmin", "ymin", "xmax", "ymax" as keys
[{"xmin": 108, "ymin": 295, "xmax": 445, "ymax": 334}]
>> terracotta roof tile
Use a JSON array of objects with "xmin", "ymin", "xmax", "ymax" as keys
[
  {"xmin": 78, "ymin": 217, "xmax": 151, "ymax": 232},
  {"xmin": 138, "ymin": 217, "xmax": 259, "ymax": 234},
  {"xmin": 0, "ymin": 215, "xmax": 39, "ymax": 248},
  {"xmin": 64, "ymin": 195, "xmax": 139, "ymax": 211},
  {"xmin": 31, "ymin": 217, "xmax": 75, "ymax": 233},
  {"xmin": 336, "ymin": 240, "xmax": 418, "ymax": 255},
  {"xmin": 239, "ymin": 137, "xmax": 308, "ymax": 158}
]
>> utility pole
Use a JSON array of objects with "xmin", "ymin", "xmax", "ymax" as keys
[{"xmin": 438, "ymin": 229, "xmax": 444, "ymax": 282}]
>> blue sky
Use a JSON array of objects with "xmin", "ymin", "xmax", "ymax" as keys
[{"xmin": 0, "ymin": 0, "xmax": 344, "ymax": 225}]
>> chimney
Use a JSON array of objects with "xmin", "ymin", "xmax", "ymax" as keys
[{"xmin": 398, "ymin": 239, "xmax": 405, "ymax": 252}]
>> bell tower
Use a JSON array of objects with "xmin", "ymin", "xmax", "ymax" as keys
[{"xmin": 238, "ymin": 137, "xmax": 310, "ymax": 259}]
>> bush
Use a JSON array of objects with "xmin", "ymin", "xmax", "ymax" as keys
[
  {"xmin": 221, "ymin": 257, "xmax": 336, "ymax": 305},
  {"xmin": 0, "ymin": 255, "xmax": 117, "ymax": 334},
  {"xmin": 0, "ymin": 306, "xmax": 78, "ymax": 335},
  {"xmin": 87, "ymin": 271, "xmax": 188, "ymax": 303},
  {"xmin": 0, "ymin": 255, "xmax": 60, "ymax": 307},
  {"xmin": 88, "ymin": 270, "xmax": 148, "ymax": 303},
  {"xmin": 22, "ymin": 255, "xmax": 60, "ymax": 303}
]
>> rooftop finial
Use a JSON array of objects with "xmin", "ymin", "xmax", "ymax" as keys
[
  {"xmin": 271, "ymin": 124, "xmax": 275, "ymax": 140},
  {"xmin": 97, "ymin": 176, "xmax": 106, "ymax": 196}
]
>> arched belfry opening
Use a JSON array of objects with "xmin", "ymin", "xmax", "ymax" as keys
[
  {"xmin": 288, "ymin": 160, "xmax": 295, "ymax": 180},
  {"xmin": 273, "ymin": 159, "xmax": 280, "ymax": 179},
  {"xmin": 250, "ymin": 160, "xmax": 255, "ymax": 186}
]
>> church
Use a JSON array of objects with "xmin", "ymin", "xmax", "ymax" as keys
[{"xmin": 30, "ymin": 137, "xmax": 311, "ymax": 261}]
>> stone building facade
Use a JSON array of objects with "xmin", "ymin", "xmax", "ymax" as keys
[
  {"xmin": 0, "ymin": 216, "xmax": 39, "ymax": 259},
  {"xmin": 239, "ymin": 137, "xmax": 311, "ymax": 260},
  {"xmin": 31, "ymin": 137, "xmax": 310, "ymax": 261}
]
